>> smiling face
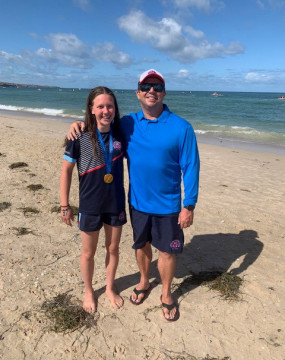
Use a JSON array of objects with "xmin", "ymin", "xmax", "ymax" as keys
[
  {"xmin": 90, "ymin": 94, "xmax": 115, "ymax": 132},
  {"xmin": 136, "ymin": 77, "xmax": 166, "ymax": 117}
]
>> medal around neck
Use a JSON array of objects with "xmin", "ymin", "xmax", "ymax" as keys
[
  {"xmin": 96, "ymin": 128, "xmax": 114, "ymax": 185},
  {"xmin": 104, "ymin": 174, "xmax": 113, "ymax": 183}
]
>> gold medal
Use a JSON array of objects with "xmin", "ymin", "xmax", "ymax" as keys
[{"xmin": 104, "ymin": 174, "xmax": 113, "ymax": 183}]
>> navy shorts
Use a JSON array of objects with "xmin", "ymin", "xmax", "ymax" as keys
[
  {"xmin": 129, "ymin": 206, "xmax": 184, "ymax": 254},
  {"xmin": 78, "ymin": 211, "xmax": 127, "ymax": 232}
]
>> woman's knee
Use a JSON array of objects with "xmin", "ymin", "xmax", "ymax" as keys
[
  {"xmin": 106, "ymin": 242, "xmax": 119, "ymax": 255},
  {"xmin": 81, "ymin": 249, "xmax": 96, "ymax": 260}
]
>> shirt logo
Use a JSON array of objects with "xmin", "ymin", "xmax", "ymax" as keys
[
  {"xmin": 170, "ymin": 240, "xmax": 181, "ymax": 249},
  {"xmin": 113, "ymin": 141, "xmax": 121, "ymax": 151}
]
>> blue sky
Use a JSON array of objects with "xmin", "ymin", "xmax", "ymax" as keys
[{"xmin": 1, "ymin": 0, "xmax": 284, "ymax": 91}]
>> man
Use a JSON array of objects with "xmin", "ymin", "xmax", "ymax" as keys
[{"xmin": 68, "ymin": 69, "xmax": 200, "ymax": 321}]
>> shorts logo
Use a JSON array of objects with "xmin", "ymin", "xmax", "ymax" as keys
[
  {"xmin": 170, "ymin": 240, "xmax": 181, "ymax": 249},
  {"xmin": 119, "ymin": 211, "xmax": 125, "ymax": 221},
  {"xmin": 113, "ymin": 141, "xmax": 121, "ymax": 151}
]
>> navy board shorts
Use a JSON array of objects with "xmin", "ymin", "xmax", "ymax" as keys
[
  {"xmin": 129, "ymin": 206, "xmax": 184, "ymax": 254},
  {"xmin": 78, "ymin": 211, "xmax": 127, "ymax": 232}
]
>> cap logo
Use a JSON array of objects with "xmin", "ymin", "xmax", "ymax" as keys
[{"xmin": 148, "ymin": 70, "xmax": 156, "ymax": 75}]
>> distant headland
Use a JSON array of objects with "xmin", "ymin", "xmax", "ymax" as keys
[{"xmin": 0, "ymin": 81, "xmax": 59, "ymax": 89}]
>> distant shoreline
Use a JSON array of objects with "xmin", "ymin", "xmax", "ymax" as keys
[{"xmin": 0, "ymin": 81, "xmax": 59, "ymax": 89}]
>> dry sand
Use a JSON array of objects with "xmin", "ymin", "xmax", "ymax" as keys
[{"xmin": 0, "ymin": 113, "xmax": 284, "ymax": 360}]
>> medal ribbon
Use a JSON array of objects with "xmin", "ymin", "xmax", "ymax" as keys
[{"xmin": 96, "ymin": 128, "xmax": 113, "ymax": 175}]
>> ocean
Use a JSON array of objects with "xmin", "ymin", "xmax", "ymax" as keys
[{"xmin": 1, "ymin": 87, "xmax": 285, "ymax": 153}]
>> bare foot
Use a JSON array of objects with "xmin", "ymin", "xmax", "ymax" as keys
[
  {"xmin": 106, "ymin": 288, "xmax": 124, "ymax": 309},
  {"xmin": 82, "ymin": 291, "xmax": 96, "ymax": 313}
]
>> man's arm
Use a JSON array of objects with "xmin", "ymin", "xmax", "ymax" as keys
[
  {"xmin": 178, "ymin": 125, "xmax": 200, "ymax": 229},
  {"xmin": 67, "ymin": 121, "xmax": 85, "ymax": 141}
]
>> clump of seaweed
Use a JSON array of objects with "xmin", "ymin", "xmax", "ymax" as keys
[
  {"xmin": 27, "ymin": 184, "xmax": 44, "ymax": 191},
  {"xmin": 41, "ymin": 293, "xmax": 98, "ymax": 333},
  {"xmin": 11, "ymin": 227, "xmax": 34, "ymax": 236},
  {"xmin": 19, "ymin": 207, "xmax": 40, "ymax": 215},
  {"xmin": 9, "ymin": 162, "xmax": 28, "ymax": 169},
  {"xmin": 0, "ymin": 202, "xmax": 11, "ymax": 212},
  {"xmin": 191, "ymin": 271, "xmax": 243, "ymax": 301},
  {"xmin": 51, "ymin": 205, "xmax": 79, "ymax": 215}
]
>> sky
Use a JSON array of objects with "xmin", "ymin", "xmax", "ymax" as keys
[{"xmin": 0, "ymin": 0, "xmax": 285, "ymax": 92}]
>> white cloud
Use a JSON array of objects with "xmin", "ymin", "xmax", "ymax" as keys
[
  {"xmin": 173, "ymin": 0, "xmax": 211, "ymax": 11},
  {"xmin": 268, "ymin": 0, "xmax": 285, "ymax": 8},
  {"xmin": 37, "ymin": 33, "xmax": 132, "ymax": 69},
  {"xmin": 36, "ymin": 47, "xmax": 92, "ymax": 69},
  {"xmin": 73, "ymin": 0, "xmax": 90, "ymax": 11},
  {"xmin": 257, "ymin": 0, "xmax": 285, "ymax": 8},
  {"xmin": 92, "ymin": 42, "xmax": 133, "ymax": 68},
  {"xmin": 177, "ymin": 69, "xmax": 190, "ymax": 78},
  {"xmin": 118, "ymin": 11, "xmax": 244, "ymax": 63},
  {"xmin": 171, "ymin": 0, "xmax": 225, "ymax": 12},
  {"xmin": 0, "ymin": 32, "xmax": 133, "ymax": 78},
  {"xmin": 46, "ymin": 33, "xmax": 88, "ymax": 57},
  {"xmin": 0, "ymin": 51, "xmax": 23, "ymax": 63},
  {"xmin": 245, "ymin": 72, "xmax": 273, "ymax": 83},
  {"xmin": 185, "ymin": 26, "xmax": 205, "ymax": 39}
]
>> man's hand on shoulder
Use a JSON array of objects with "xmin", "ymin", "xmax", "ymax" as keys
[
  {"xmin": 67, "ymin": 121, "xmax": 85, "ymax": 141},
  {"xmin": 178, "ymin": 207, "xmax": 194, "ymax": 229}
]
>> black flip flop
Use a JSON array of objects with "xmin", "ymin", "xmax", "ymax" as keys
[
  {"xmin": 130, "ymin": 285, "xmax": 152, "ymax": 305},
  {"xmin": 160, "ymin": 295, "xmax": 180, "ymax": 321}
]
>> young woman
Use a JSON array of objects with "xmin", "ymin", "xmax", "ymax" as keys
[{"xmin": 60, "ymin": 87, "xmax": 126, "ymax": 313}]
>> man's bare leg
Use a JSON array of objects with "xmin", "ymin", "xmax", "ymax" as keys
[
  {"xmin": 158, "ymin": 251, "xmax": 177, "ymax": 320},
  {"xmin": 130, "ymin": 242, "xmax": 152, "ymax": 303}
]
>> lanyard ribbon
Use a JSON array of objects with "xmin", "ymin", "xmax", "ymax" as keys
[{"xmin": 96, "ymin": 128, "xmax": 113, "ymax": 174}]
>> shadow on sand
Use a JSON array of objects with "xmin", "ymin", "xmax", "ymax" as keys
[{"xmin": 97, "ymin": 229, "xmax": 263, "ymax": 301}]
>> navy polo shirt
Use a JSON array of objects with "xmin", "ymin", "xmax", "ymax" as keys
[{"xmin": 63, "ymin": 129, "xmax": 125, "ymax": 214}]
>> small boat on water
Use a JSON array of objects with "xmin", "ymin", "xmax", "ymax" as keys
[
  {"xmin": 212, "ymin": 92, "xmax": 223, "ymax": 96},
  {"xmin": 278, "ymin": 96, "xmax": 285, "ymax": 100}
]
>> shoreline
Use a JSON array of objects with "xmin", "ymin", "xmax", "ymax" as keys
[{"xmin": 1, "ymin": 109, "xmax": 284, "ymax": 155}]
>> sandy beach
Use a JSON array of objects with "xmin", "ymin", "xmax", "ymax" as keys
[{"xmin": 0, "ymin": 112, "xmax": 284, "ymax": 360}]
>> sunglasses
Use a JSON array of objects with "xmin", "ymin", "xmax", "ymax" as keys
[{"xmin": 138, "ymin": 83, "xmax": 165, "ymax": 92}]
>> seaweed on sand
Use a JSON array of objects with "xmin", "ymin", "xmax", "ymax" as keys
[
  {"xmin": 0, "ymin": 202, "xmax": 11, "ymax": 212},
  {"xmin": 19, "ymin": 207, "xmax": 40, "ymax": 215},
  {"xmin": 191, "ymin": 271, "xmax": 243, "ymax": 301},
  {"xmin": 9, "ymin": 162, "xmax": 28, "ymax": 169},
  {"xmin": 41, "ymin": 293, "xmax": 98, "ymax": 333},
  {"xmin": 11, "ymin": 227, "xmax": 35, "ymax": 236},
  {"xmin": 27, "ymin": 184, "xmax": 44, "ymax": 191}
]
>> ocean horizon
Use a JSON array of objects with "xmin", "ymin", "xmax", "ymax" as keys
[{"xmin": 1, "ymin": 86, "xmax": 284, "ymax": 154}]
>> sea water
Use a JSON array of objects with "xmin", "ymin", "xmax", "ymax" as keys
[{"xmin": 0, "ymin": 87, "xmax": 284, "ymax": 152}]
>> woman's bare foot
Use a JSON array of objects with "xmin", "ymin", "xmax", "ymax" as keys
[
  {"xmin": 106, "ymin": 288, "xmax": 124, "ymax": 309},
  {"xmin": 83, "ymin": 290, "xmax": 96, "ymax": 313}
]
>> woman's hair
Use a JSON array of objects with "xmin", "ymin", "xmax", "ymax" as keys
[{"xmin": 85, "ymin": 86, "xmax": 120, "ymax": 157}]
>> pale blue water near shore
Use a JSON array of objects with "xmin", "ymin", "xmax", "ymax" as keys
[{"xmin": 1, "ymin": 87, "xmax": 285, "ymax": 153}]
